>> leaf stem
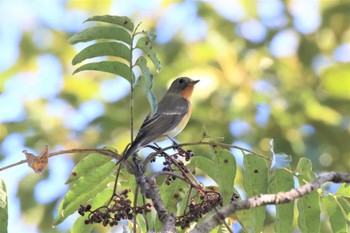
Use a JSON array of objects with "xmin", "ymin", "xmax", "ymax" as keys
[{"xmin": 128, "ymin": 22, "xmax": 143, "ymax": 143}]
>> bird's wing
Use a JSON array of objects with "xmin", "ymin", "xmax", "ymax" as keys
[{"xmin": 135, "ymin": 95, "xmax": 189, "ymax": 147}]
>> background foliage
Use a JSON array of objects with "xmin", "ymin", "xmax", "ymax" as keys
[{"xmin": 0, "ymin": 0, "xmax": 349, "ymax": 232}]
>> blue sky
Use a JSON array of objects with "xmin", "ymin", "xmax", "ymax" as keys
[{"xmin": 1, "ymin": 0, "xmax": 349, "ymax": 232}]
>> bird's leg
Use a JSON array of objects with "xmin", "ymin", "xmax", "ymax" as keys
[
  {"xmin": 146, "ymin": 143, "xmax": 161, "ymax": 151},
  {"xmin": 145, "ymin": 143, "xmax": 167, "ymax": 156},
  {"xmin": 166, "ymin": 136, "xmax": 179, "ymax": 151}
]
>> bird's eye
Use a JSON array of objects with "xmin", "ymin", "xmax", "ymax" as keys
[{"xmin": 178, "ymin": 78, "xmax": 184, "ymax": 84}]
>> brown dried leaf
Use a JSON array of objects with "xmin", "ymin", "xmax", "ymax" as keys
[{"xmin": 23, "ymin": 145, "xmax": 49, "ymax": 174}]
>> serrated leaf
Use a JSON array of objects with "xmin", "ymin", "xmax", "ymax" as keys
[
  {"xmin": 191, "ymin": 147, "xmax": 236, "ymax": 205},
  {"xmin": 65, "ymin": 153, "xmax": 113, "ymax": 184},
  {"xmin": 268, "ymin": 168, "xmax": 294, "ymax": 233},
  {"xmin": 239, "ymin": 155, "xmax": 268, "ymax": 233},
  {"xmin": 72, "ymin": 42, "xmax": 131, "ymax": 65},
  {"xmin": 135, "ymin": 56, "xmax": 158, "ymax": 116},
  {"xmin": 136, "ymin": 36, "xmax": 161, "ymax": 72},
  {"xmin": 323, "ymin": 195, "xmax": 348, "ymax": 233},
  {"xmin": 53, "ymin": 160, "xmax": 115, "ymax": 226},
  {"xmin": 68, "ymin": 26, "xmax": 132, "ymax": 45},
  {"xmin": 73, "ymin": 61, "xmax": 131, "ymax": 81},
  {"xmin": 0, "ymin": 179, "xmax": 8, "ymax": 233},
  {"xmin": 85, "ymin": 15, "xmax": 134, "ymax": 31}
]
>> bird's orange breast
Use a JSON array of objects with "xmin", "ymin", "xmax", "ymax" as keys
[{"xmin": 181, "ymin": 85, "xmax": 195, "ymax": 100}]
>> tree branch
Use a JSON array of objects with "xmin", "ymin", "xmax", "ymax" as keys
[
  {"xmin": 133, "ymin": 157, "xmax": 177, "ymax": 233},
  {"xmin": 191, "ymin": 172, "xmax": 350, "ymax": 233}
]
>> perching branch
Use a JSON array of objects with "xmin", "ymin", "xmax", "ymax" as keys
[
  {"xmin": 190, "ymin": 172, "xmax": 350, "ymax": 233},
  {"xmin": 0, "ymin": 141, "xmax": 259, "ymax": 173},
  {"xmin": 133, "ymin": 157, "xmax": 177, "ymax": 232}
]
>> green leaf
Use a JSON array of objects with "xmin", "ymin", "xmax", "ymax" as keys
[
  {"xmin": 85, "ymin": 15, "xmax": 134, "ymax": 31},
  {"xmin": 65, "ymin": 153, "xmax": 113, "ymax": 184},
  {"xmin": 71, "ymin": 188, "xmax": 113, "ymax": 233},
  {"xmin": 323, "ymin": 195, "xmax": 348, "ymax": 233},
  {"xmin": 73, "ymin": 61, "xmax": 131, "ymax": 81},
  {"xmin": 0, "ymin": 179, "xmax": 8, "ymax": 233},
  {"xmin": 296, "ymin": 158, "xmax": 317, "ymax": 182},
  {"xmin": 135, "ymin": 56, "xmax": 158, "ymax": 116},
  {"xmin": 161, "ymin": 178, "xmax": 188, "ymax": 215},
  {"xmin": 296, "ymin": 159, "xmax": 320, "ymax": 233},
  {"xmin": 238, "ymin": 155, "xmax": 268, "ymax": 233},
  {"xmin": 268, "ymin": 168, "xmax": 294, "ymax": 233},
  {"xmin": 337, "ymin": 197, "xmax": 350, "ymax": 221},
  {"xmin": 336, "ymin": 183, "xmax": 350, "ymax": 197},
  {"xmin": 191, "ymin": 147, "xmax": 236, "ymax": 205},
  {"xmin": 136, "ymin": 36, "xmax": 161, "ymax": 72},
  {"xmin": 72, "ymin": 42, "xmax": 131, "ymax": 65},
  {"xmin": 53, "ymin": 157, "xmax": 115, "ymax": 226},
  {"xmin": 68, "ymin": 26, "xmax": 132, "ymax": 45}
]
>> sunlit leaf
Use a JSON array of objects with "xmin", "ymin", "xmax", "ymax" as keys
[
  {"xmin": 72, "ymin": 42, "xmax": 131, "ymax": 65},
  {"xmin": 136, "ymin": 36, "xmax": 161, "ymax": 72},
  {"xmin": 53, "ymin": 157, "xmax": 115, "ymax": 226},
  {"xmin": 73, "ymin": 61, "xmax": 131, "ymax": 81},
  {"xmin": 336, "ymin": 183, "xmax": 350, "ymax": 197},
  {"xmin": 0, "ymin": 179, "xmax": 8, "ymax": 233},
  {"xmin": 85, "ymin": 15, "xmax": 134, "ymax": 31},
  {"xmin": 65, "ymin": 152, "xmax": 113, "ymax": 184},
  {"xmin": 68, "ymin": 26, "xmax": 132, "ymax": 45},
  {"xmin": 323, "ymin": 195, "xmax": 348, "ymax": 233}
]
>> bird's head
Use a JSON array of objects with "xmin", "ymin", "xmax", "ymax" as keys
[{"xmin": 168, "ymin": 77, "xmax": 200, "ymax": 99}]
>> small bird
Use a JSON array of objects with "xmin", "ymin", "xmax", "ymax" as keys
[{"xmin": 117, "ymin": 77, "xmax": 200, "ymax": 165}]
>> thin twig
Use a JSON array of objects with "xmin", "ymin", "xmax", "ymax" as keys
[
  {"xmin": 143, "ymin": 141, "xmax": 267, "ymax": 167},
  {"xmin": 133, "ymin": 185, "xmax": 139, "ymax": 233},
  {"xmin": 0, "ymin": 148, "xmax": 119, "ymax": 172}
]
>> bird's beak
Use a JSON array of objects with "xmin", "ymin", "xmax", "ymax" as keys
[{"xmin": 190, "ymin": 80, "xmax": 200, "ymax": 85}]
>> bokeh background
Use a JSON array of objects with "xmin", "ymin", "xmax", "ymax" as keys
[{"xmin": 0, "ymin": 0, "xmax": 349, "ymax": 232}]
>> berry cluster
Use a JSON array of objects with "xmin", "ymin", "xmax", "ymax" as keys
[
  {"xmin": 78, "ymin": 189, "xmax": 152, "ymax": 227},
  {"xmin": 163, "ymin": 158, "xmax": 191, "ymax": 185},
  {"xmin": 176, "ymin": 147, "xmax": 194, "ymax": 161},
  {"xmin": 176, "ymin": 191, "xmax": 222, "ymax": 229}
]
